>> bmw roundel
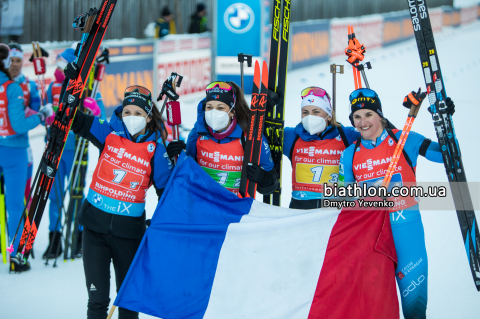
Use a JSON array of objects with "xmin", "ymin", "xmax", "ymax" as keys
[
  {"xmin": 92, "ymin": 193, "xmax": 103, "ymax": 206},
  {"xmin": 224, "ymin": 3, "xmax": 255, "ymax": 34},
  {"xmin": 148, "ymin": 143, "xmax": 155, "ymax": 153}
]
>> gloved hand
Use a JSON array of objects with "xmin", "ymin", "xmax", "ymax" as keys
[
  {"xmin": 166, "ymin": 140, "xmax": 186, "ymax": 160},
  {"xmin": 83, "ymin": 97, "xmax": 101, "ymax": 116},
  {"xmin": 38, "ymin": 103, "xmax": 54, "ymax": 122},
  {"xmin": 403, "ymin": 88, "xmax": 426, "ymax": 109},
  {"xmin": 45, "ymin": 115, "xmax": 55, "ymax": 126},
  {"xmin": 428, "ymin": 97, "xmax": 455, "ymax": 116},
  {"xmin": 267, "ymin": 89, "xmax": 279, "ymax": 109},
  {"xmin": 246, "ymin": 162, "xmax": 265, "ymax": 184},
  {"xmin": 64, "ymin": 62, "xmax": 80, "ymax": 79}
]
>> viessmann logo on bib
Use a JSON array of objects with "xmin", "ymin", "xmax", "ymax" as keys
[
  {"xmin": 354, "ymin": 157, "xmax": 392, "ymax": 171},
  {"xmin": 200, "ymin": 150, "xmax": 244, "ymax": 163},
  {"xmin": 296, "ymin": 147, "xmax": 343, "ymax": 157},
  {"xmin": 107, "ymin": 145, "xmax": 150, "ymax": 168}
]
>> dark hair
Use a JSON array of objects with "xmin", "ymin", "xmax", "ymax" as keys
[
  {"xmin": 197, "ymin": 3, "xmax": 206, "ymax": 13},
  {"xmin": 148, "ymin": 102, "xmax": 168, "ymax": 144},
  {"xmin": 227, "ymin": 81, "xmax": 250, "ymax": 132},
  {"xmin": 0, "ymin": 45, "xmax": 11, "ymax": 80},
  {"xmin": 162, "ymin": 6, "xmax": 171, "ymax": 17}
]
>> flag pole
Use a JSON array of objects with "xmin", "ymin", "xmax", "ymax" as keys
[{"xmin": 107, "ymin": 305, "xmax": 116, "ymax": 319}]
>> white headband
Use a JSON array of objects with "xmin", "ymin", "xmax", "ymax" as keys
[
  {"xmin": 10, "ymin": 48, "xmax": 23, "ymax": 59},
  {"xmin": 301, "ymin": 93, "xmax": 332, "ymax": 117}
]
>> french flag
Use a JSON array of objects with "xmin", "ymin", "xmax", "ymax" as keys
[{"xmin": 115, "ymin": 154, "xmax": 399, "ymax": 318}]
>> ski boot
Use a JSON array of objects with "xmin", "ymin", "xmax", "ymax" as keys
[{"xmin": 10, "ymin": 256, "xmax": 31, "ymax": 273}]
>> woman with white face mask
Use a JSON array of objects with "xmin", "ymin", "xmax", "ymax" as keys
[
  {"xmin": 168, "ymin": 81, "xmax": 278, "ymax": 196},
  {"xmin": 62, "ymin": 62, "xmax": 173, "ymax": 318},
  {"xmin": 283, "ymin": 86, "xmax": 360, "ymax": 209}
]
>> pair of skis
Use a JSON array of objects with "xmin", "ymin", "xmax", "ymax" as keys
[
  {"xmin": 408, "ymin": 0, "xmax": 480, "ymax": 290},
  {"xmin": 262, "ymin": 0, "xmax": 291, "ymax": 206},
  {"xmin": 239, "ymin": 61, "xmax": 268, "ymax": 198},
  {"xmin": 7, "ymin": 0, "xmax": 117, "ymax": 262}
]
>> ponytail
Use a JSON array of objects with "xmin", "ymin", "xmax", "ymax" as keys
[
  {"xmin": 227, "ymin": 81, "xmax": 250, "ymax": 132},
  {"xmin": 0, "ymin": 44, "xmax": 12, "ymax": 80},
  {"xmin": 148, "ymin": 102, "xmax": 168, "ymax": 144}
]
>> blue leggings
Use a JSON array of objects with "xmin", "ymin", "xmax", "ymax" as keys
[
  {"xmin": 49, "ymin": 149, "xmax": 85, "ymax": 232},
  {"xmin": 390, "ymin": 205, "xmax": 428, "ymax": 319},
  {"xmin": 0, "ymin": 146, "xmax": 28, "ymax": 256}
]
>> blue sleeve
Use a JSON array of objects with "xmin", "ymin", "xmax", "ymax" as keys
[
  {"xmin": 46, "ymin": 83, "xmax": 53, "ymax": 106},
  {"xmin": 401, "ymin": 130, "xmax": 443, "ymax": 166},
  {"xmin": 259, "ymin": 134, "xmax": 274, "ymax": 171},
  {"xmin": 339, "ymin": 144, "xmax": 356, "ymax": 186},
  {"xmin": 283, "ymin": 127, "xmax": 296, "ymax": 161},
  {"xmin": 425, "ymin": 141, "xmax": 443, "ymax": 163},
  {"xmin": 29, "ymin": 80, "xmax": 41, "ymax": 111},
  {"xmin": 186, "ymin": 123, "xmax": 199, "ymax": 158},
  {"xmin": 8, "ymin": 82, "xmax": 40, "ymax": 134},
  {"xmin": 342, "ymin": 126, "xmax": 361, "ymax": 145},
  {"xmin": 95, "ymin": 92, "xmax": 107, "ymax": 121},
  {"xmin": 88, "ymin": 116, "xmax": 114, "ymax": 146},
  {"xmin": 152, "ymin": 141, "xmax": 173, "ymax": 190}
]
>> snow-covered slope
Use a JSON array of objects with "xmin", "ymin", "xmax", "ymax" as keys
[{"xmin": 1, "ymin": 21, "xmax": 479, "ymax": 318}]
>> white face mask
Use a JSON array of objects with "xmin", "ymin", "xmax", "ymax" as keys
[
  {"xmin": 302, "ymin": 115, "xmax": 327, "ymax": 135},
  {"xmin": 205, "ymin": 108, "xmax": 232, "ymax": 131},
  {"xmin": 124, "ymin": 115, "xmax": 147, "ymax": 136}
]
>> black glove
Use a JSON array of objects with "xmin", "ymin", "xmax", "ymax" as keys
[
  {"xmin": 267, "ymin": 89, "xmax": 279, "ymax": 109},
  {"xmin": 427, "ymin": 97, "xmax": 455, "ymax": 116},
  {"xmin": 64, "ymin": 62, "xmax": 80, "ymax": 79},
  {"xmin": 403, "ymin": 88, "xmax": 426, "ymax": 109},
  {"xmin": 28, "ymin": 46, "xmax": 49, "ymax": 62},
  {"xmin": 166, "ymin": 140, "xmax": 186, "ymax": 160},
  {"xmin": 246, "ymin": 163, "xmax": 265, "ymax": 184},
  {"xmin": 146, "ymin": 219, "xmax": 151, "ymax": 227}
]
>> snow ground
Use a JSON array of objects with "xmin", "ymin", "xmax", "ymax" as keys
[{"xmin": 1, "ymin": 21, "xmax": 480, "ymax": 318}]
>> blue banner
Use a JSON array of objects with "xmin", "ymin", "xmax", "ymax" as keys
[
  {"xmin": 289, "ymin": 21, "xmax": 330, "ymax": 70},
  {"xmin": 215, "ymin": 0, "xmax": 265, "ymax": 94}
]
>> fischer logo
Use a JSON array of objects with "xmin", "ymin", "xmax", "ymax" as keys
[
  {"xmin": 296, "ymin": 147, "xmax": 343, "ymax": 157},
  {"xmin": 200, "ymin": 150, "xmax": 243, "ymax": 163},
  {"xmin": 354, "ymin": 157, "xmax": 392, "ymax": 171},
  {"xmin": 272, "ymin": 0, "xmax": 281, "ymax": 41},
  {"xmin": 107, "ymin": 145, "xmax": 150, "ymax": 167},
  {"xmin": 402, "ymin": 275, "xmax": 425, "ymax": 297},
  {"xmin": 408, "ymin": 0, "xmax": 427, "ymax": 31}
]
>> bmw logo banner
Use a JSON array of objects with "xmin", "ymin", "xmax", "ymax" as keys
[{"xmin": 214, "ymin": 0, "xmax": 268, "ymax": 94}]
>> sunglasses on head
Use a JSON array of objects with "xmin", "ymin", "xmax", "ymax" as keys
[
  {"xmin": 349, "ymin": 88, "xmax": 378, "ymax": 102},
  {"xmin": 301, "ymin": 87, "xmax": 328, "ymax": 99},
  {"xmin": 125, "ymin": 85, "xmax": 152, "ymax": 97},
  {"xmin": 206, "ymin": 81, "xmax": 234, "ymax": 92}
]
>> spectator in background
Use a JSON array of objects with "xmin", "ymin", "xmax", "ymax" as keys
[
  {"xmin": 188, "ymin": 3, "xmax": 208, "ymax": 34},
  {"xmin": 155, "ymin": 6, "xmax": 176, "ymax": 38}
]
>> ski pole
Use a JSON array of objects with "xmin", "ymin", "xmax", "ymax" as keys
[
  {"xmin": 238, "ymin": 53, "xmax": 253, "ymax": 92},
  {"xmin": 0, "ymin": 173, "xmax": 7, "ymax": 263},
  {"xmin": 330, "ymin": 64, "xmax": 344, "ymax": 113},
  {"xmin": 382, "ymin": 103, "xmax": 422, "ymax": 189}
]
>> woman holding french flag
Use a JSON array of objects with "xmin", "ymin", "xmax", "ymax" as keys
[
  {"xmin": 339, "ymin": 87, "xmax": 455, "ymax": 319},
  {"xmin": 168, "ymin": 80, "xmax": 278, "ymax": 196}
]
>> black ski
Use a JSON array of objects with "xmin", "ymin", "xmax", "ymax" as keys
[
  {"xmin": 239, "ymin": 61, "xmax": 261, "ymax": 198},
  {"xmin": 12, "ymin": 0, "xmax": 117, "ymax": 261},
  {"xmin": 263, "ymin": 0, "xmax": 291, "ymax": 206},
  {"xmin": 408, "ymin": 0, "xmax": 480, "ymax": 290}
]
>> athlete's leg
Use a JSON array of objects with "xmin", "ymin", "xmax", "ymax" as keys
[{"xmin": 390, "ymin": 208, "xmax": 428, "ymax": 319}]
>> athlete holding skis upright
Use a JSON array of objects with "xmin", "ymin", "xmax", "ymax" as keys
[
  {"xmin": 168, "ymin": 81, "xmax": 278, "ymax": 196},
  {"xmin": 339, "ymin": 88, "xmax": 455, "ymax": 319},
  {"xmin": 0, "ymin": 44, "xmax": 52, "ymax": 272},
  {"xmin": 64, "ymin": 62, "xmax": 173, "ymax": 319},
  {"xmin": 283, "ymin": 87, "xmax": 359, "ymax": 209}
]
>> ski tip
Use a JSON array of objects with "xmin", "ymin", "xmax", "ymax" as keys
[
  {"xmin": 254, "ymin": 60, "xmax": 261, "ymax": 87},
  {"xmin": 262, "ymin": 60, "xmax": 269, "ymax": 88}
]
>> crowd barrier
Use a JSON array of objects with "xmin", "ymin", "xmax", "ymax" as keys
[{"xmin": 17, "ymin": 4, "xmax": 480, "ymax": 117}]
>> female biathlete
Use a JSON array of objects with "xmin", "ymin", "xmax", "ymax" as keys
[
  {"xmin": 283, "ymin": 87, "xmax": 359, "ymax": 209},
  {"xmin": 66, "ymin": 60, "xmax": 173, "ymax": 319},
  {"xmin": 168, "ymin": 81, "xmax": 278, "ymax": 196},
  {"xmin": 0, "ymin": 44, "xmax": 52, "ymax": 273},
  {"xmin": 339, "ymin": 88, "xmax": 455, "ymax": 319}
]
